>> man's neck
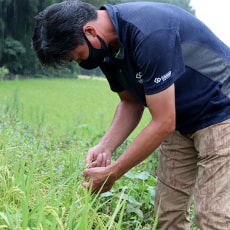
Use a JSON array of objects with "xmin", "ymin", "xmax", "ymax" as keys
[{"xmin": 97, "ymin": 10, "xmax": 120, "ymax": 50}]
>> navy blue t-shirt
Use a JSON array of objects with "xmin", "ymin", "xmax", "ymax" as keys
[{"xmin": 99, "ymin": 2, "xmax": 230, "ymax": 133}]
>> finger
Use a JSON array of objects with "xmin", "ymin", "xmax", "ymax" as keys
[
  {"xmin": 106, "ymin": 159, "xmax": 111, "ymax": 167},
  {"xmin": 86, "ymin": 152, "xmax": 95, "ymax": 168},
  {"xmin": 82, "ymin": 179, "xmax": 100, "ymax": 194},
  {"xmin": 101, "ymin": 152, "xmax": 107, "ymax": 167},
  {"xmin": 90, "ymin": 162, "xmax": 97, "ymax": 168},
  {"xmin": 96, "ymin": 153, "xmax": 103, "ymax": 167},
  {"xmin": 86, "ymin": 158, "xmax": 92, "ymax": 168},
  {"xmin": 82, "ymin": 169, "xmax": 90, "ymax": 178},
  {"xmin": 82, "ymin": 181, "xmax": 90, "ymax": 188},
  {"xmin": 85, "ymin": 153, "xmax": 92, "ymax": 166},
  {"xmin": 82, "ymin": 179, "xmax": 93, "ymax": 189}
]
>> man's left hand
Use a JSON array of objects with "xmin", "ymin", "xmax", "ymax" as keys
[{"xmin": 82, "ymin": 166, "xmax": 116, "ymax": 193}]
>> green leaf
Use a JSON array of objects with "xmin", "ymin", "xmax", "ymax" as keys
[
  {"xmin": 124, "ymin": 171, "xmax": 138, "ymax": 179},
  {"xmin": 124, "ymin": 171, "xmax": 151, "ymax": 180},
  {"xmin": 147, "ymin": 176, "xmax": 157, "ymax": 185},
  {"xmin": 100, "ymin": 191, "xmax": 113, "ymax": 197},
  {"xmin": 135, "ymin": 172, "xmax": 150, "ymax": 180},
  {"xmin": 127, "ymin": 204, "xmax": 144, "ymax": 219}
]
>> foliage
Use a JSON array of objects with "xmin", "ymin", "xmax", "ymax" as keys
[
  {"xmin": 0, "ymin": 78, "xmax": 200, "ymax": 229},
  {"xmin": 0, "ymin": 66, "xmax": 9, "ymax": 83},
  {"xmin": 2, "ymin": 37, "xmax": 26, "ymax": 73},
  {"xmin": 0, "ymin": 78, "xmax": 152, "ymax": 140},
  {"xmin": 82, "ymin": 0, "xmax": 107, "ymax": 9},
  {"xmin": 0, "ymin": 89, "xmax": 159, "ymax": 229},
  {"xmin": 0, "ymin": 0, "xmax": 195, "ymax": 76},
  {"xmin": 0, "ymin": 105, "xmax": 127, "ymax": 229}
]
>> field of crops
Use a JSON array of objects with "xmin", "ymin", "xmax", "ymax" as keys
[
  {"xmin": 0, "ymin": 78, "xmax": 151, "ymax": 140},
  {"xmin": 0, "ymin": 78, "xmax": 197, "ymax": 229}
]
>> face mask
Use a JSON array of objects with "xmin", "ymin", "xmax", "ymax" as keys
[{"xmin": 79, "ymin": 34, "xmax": 109, "ymax": 70}]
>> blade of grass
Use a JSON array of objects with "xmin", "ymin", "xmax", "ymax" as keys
[
  {"xmin": 21, "ymin": 197, "xmax": 29, "ymax": 229},
  {"xmin": 104, "ymin": 189, "xmax": 126, "ymax": 230},
  {"xmin": 25, "ymin": 141, "xmax": 43, "ymax": 200},
  {"xmin": 152, "ymin": 197, "xmax": 161, "ymax": 230},
  {"xmin": 77, "ymin": 182, "xmax": 93, "ymax": 230},
  {"xmin": 4, "ymin": 204, "xmax": 16, "ymax": 230},
  {"xmin": 34, "ymin": 183, "xmax": 44, "ymax": 229},
  {"xmin": 0, "ymin": 212, "xmax": 10, "ymax": 228},
  {"xmin": 116, "ymin": 196, "xmax": 127, "ymax": 229}
]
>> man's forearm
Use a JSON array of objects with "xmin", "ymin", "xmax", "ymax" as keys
[
  {"xmin": 98, "ymin": 100, "xmax": 144, "ymax": 153},
  {"xmin": 109, "ymin": 85, "xmax": 176, "ymax": 179},
  {"xmin": 109, "ymin": 117, "xmax": 175, "ymax": 179}
]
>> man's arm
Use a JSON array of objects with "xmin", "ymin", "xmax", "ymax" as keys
[
  {"xmin": 83, "ymin": 84, "xmax": 175, "ymax": 192},
  {"xmin": 85, "ymin": 89, "xmax": 145, "ymax": 168},
  {"xmin": 110, "ymin": 84, "xmax": 175, "ymax": 178}
]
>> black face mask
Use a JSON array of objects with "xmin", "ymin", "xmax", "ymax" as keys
[{"xmin": 79, "ymin": 34, "xmax": 109, "ymax": 70}]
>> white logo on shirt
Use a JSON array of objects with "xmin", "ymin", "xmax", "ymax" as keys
[
  {"xmin": 136, "ymin": 72, "xmax": 143, "ymax": 84},
  {"xmin": 154, "ymin": 78, "xmax": 161, "ymax": 84},
  {"xmin": 154, "ymin": 71, "xmax": 172, "ymax": 84}
]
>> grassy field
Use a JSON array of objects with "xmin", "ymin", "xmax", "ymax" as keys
[
  {"xmin": 0, "ymin": 78, "xmax": 198, "ymax": 229},
  {"xmin": 0, "ymin": 78, "xmax": 151, "ymax": 141},
  {"xmin": 0, "ymin": 78, "xmax": 158, "ymax": 229}
]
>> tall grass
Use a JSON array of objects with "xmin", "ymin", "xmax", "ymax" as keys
[
  {"xmin": 0, "ymin": 105, "xmax": 128, "ymax": 229},
  {"xmin": 0, "ymin": 78, "xmax": 151, "ymax": 141},
  {"xmin": 0, "ymin": 79, "xmax": 161, "ymax": 229},
  {"xmin": 0, "ymin": 78, "xmax": 200, "ymax": 229}
]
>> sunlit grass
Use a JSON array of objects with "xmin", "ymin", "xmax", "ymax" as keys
[
  {"xmin": 0, "ymin": 78, "xmax": 198, "ymax": 229},
  {"xmin": 0, "ymin": 78, "xmax": 151, "ymax": 141},
  {"xmin": 0, "ymin": 79, "xmax": 157, "ymax": 229},
  {"xmin": 0, "ymin": 107, "xmax": 127, "ymax": 229}
]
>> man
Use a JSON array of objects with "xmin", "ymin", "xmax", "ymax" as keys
[{"xmin": 32, "ymin": 1, "xmax": 230, "ymax": 229}]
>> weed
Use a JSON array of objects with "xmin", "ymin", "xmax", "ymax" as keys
[{"xmin": 0, "ymin": 78, "xmax": 199, "ymax": 229}]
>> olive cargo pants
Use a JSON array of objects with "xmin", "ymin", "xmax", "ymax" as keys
[{"xmin": 154, "ymin": 119, "xmax": 230, "ymax": 230}]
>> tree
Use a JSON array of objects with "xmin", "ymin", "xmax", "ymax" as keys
[
  {"xmin": 0, "ymin": 66, "xmax": 9, "ymax": 83},
  {"xmin": 82, "ymin": 0, "xmax": 107, "ymax": 9},
  {"xmin": 0, "ymin": 0, "xmax": 195, "ymax": 77}
]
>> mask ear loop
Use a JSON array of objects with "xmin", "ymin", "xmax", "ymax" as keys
[
  {"xmin": 82, "ymin": 32, "xmax": 109, "ymax": 54},
  {"xmin": 79, "ymin": 32, "xmax": 109, "ymax": 69},
  {"xmin": 82, "ymin": 33, "xmax": 95, "ymax": 49}
]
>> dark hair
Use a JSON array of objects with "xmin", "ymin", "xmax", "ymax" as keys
[{"xmin": 32, "ymin": 0, "xmax": 97, "ymax": 68}]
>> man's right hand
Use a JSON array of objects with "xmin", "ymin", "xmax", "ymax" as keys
[{"xmin": 86, "ymin": 145, "xmax": 111, "ymax": 168}]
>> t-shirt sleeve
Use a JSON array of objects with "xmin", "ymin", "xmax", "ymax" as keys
[{"xmin": 135, "ymin": 28, "xmax": 185, "ymax": 95}]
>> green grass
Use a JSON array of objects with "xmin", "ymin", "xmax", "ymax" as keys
[
  {"xmin": 0, "ymin": 78, "xmax": 158, "ymax": 229},
  {"xmin": 0, "ymin": 78, "xmax": 151, "ymax": 142},
  {"xmin": 0, "ymin": 78, "xmax": 198, "ymax": 229},
  {"xmin": 0, "ymin": 106, "xmax": 132, "ymax": 229}
]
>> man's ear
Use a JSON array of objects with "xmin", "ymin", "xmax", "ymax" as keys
[
  {"xmin": 83, "ymin": 25, "xmax": 97, "ymax": 37},
  {"xmin": 82, "ymin": 24, "xmax": 101, "ymax": 49}
]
